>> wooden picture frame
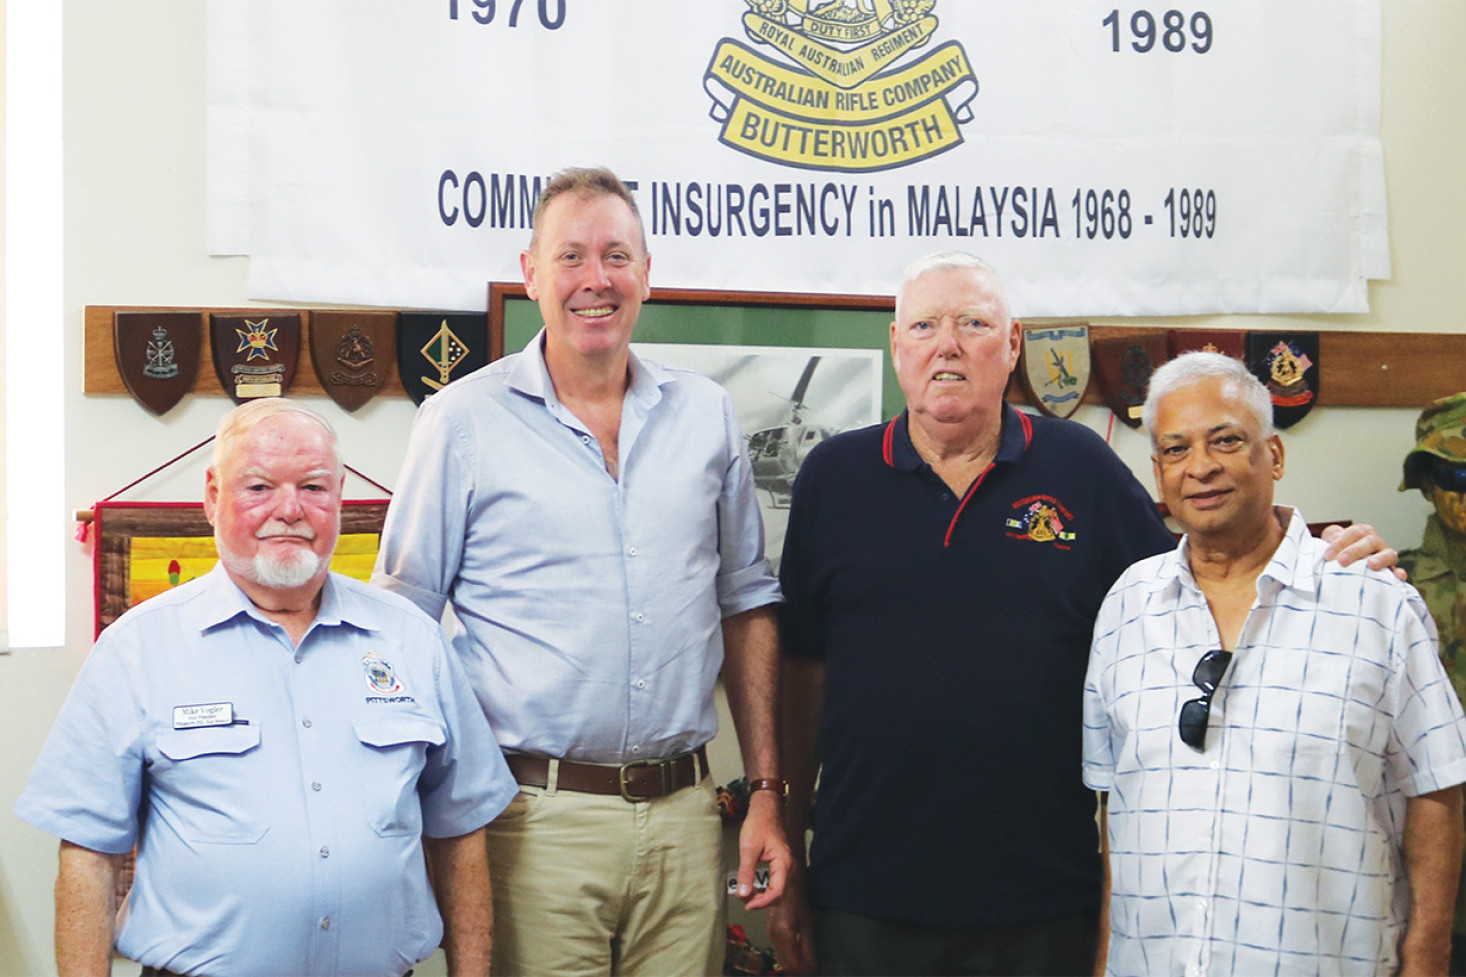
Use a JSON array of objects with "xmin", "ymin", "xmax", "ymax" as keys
[{"xmin": 486, "ymin": 282, "xmax": 905, "ymax": 418}]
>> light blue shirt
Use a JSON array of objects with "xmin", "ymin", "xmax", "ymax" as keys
[
  {"xmin": 16, "ymin": 566, "xmax": 516, "ymax": 977},
  {"xmin": 373, "ymin": 330, "xmax": 781, "ymax": 763}
]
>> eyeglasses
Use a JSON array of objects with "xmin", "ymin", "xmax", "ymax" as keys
[
  {"xmin": 1179, "ymin": 649, "xmax": 1233, "ymax": 750},
  {"xmin": 1429, "ymin": 460, "xmax": 1466, "ymax": 494}
]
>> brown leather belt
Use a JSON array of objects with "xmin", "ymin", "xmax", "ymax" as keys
[{"xmin": 505, "ymin": 747, "xmax": 708, "ymax": 802}]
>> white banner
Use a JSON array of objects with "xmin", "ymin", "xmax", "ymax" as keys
[{"xmin": 208, "ymin": 0, "xmax": 1387, "ymax": 316}]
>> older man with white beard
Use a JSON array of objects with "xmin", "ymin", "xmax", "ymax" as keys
[{"xmin": 16, "ymin": 399, "xmax": 517, "ymax": 977}]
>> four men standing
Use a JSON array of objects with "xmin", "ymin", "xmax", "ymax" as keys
[{"xmin": 16, "ymin": 189, "xmax": 1445, "ymax": 977}]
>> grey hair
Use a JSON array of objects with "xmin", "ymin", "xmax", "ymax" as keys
[
  {"xmin": 211, "ymin": 398, "xmax": 341, "ymax": 473},
  {"xmin": 895, "ymin": 252, "xmax": 1013, "ymax": 324},
  {"xmin": 1142, "ymin": 351, "xmax": 1274, "ymax": 443}
]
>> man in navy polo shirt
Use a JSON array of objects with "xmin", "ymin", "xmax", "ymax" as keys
[{"xmin": 767, "ymin": 252, "xmax": 1400, "ymax": 976}]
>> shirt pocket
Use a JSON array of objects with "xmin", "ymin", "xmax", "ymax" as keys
[
  {"xmin": 155, "ymin": 725, "xmax": 269, "ymax": 844},
  {"xmin": 352, "ymin": 715, "xmax": 446, "ymax": 837}
]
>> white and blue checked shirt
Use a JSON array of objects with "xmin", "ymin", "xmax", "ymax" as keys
[{"xmin": 1084, "ymin": 507, "xmax": 1466, "ymax": 977}]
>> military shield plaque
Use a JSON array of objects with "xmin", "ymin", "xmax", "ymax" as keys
[
  {"xmin": 397, "ymin": 312, "xmax": 488, "ymax": 405},
  {"xmin": 1093, "ymin": 334, "xmax": 1168, "ymax": 428},
  {"xmin": 114, "ymin": 311, "xmax": 201, "ymax": 416},
  {"xmin": 1168, "ymin": 329, "xmax": 1245, "ymax": 360},
  {"xmin": 1246, "ymin": 331, "xmax": 1319, "ymax": 429},
  {"xmin": 309, "ymin": 311, "xmax": 397, "ymax": 412},
  {"xmin": 210, "ymin": 313, "xmax": 301, "ymax": 403},
  {"xmin": 1018, "ymin": 325, "xmax": 1090, "ymax": 419}
]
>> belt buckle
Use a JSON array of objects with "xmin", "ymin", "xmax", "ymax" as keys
[{"xmin": 618, "ymin": 757, "xmax": 672, "ymax": 802}]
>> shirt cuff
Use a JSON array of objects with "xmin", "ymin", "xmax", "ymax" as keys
[{"xmin": 716, "ymin": 561, "xmax": 783, "ymax": 618}]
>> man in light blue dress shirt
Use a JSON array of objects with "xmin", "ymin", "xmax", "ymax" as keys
[
  {"xmin": 374, "ymin": 166, "xmax": 791, "ymax": 976},
  {"xmin": 16, "ymin": 399, "xmax": 517, "ymax": 977}
]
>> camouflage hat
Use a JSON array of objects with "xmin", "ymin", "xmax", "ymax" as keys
[{"xmin": 1401, "ymin": 391, "xmax": 1466, "ymax": 490}]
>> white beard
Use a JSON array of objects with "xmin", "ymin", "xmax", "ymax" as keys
[{"xmin": 217, "ymin": 536, "xmax": 327, "ymax": 590}]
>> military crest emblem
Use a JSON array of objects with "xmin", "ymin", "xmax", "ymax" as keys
[
  {"xmin": 1018, "ymin": 325, "xmax": 1090, "ymax": 419},
  {"xmin": 210, "ymin": 313, "xmax": 301, "ymax": 403},
  {"xmin": 704, "ymin": 1, "xmax": 979, "ymax": 172},
  {"xmin": 309, "ymin": 310, "xmax": 397, "ymax": 412},
  {"xmin": 1004, "ymin": 494, "xmax": 1076, "ymax": 550},
  {"xmin": 396, "ymin": 312, "xmax": 488, "ymax": 405},
  {"xmin": 1245, "ymin": 331, "xmax": 1319, "ymax": 429},
  {"xmin": 362, "ymin": 651, "xmax": 404, "ymax": 696},
  {"xmin": 1093, "ymin": 333, "xmax": 1167, "ymax": 429},
  {"xmin": 114, "ymin": 311, "xmax": 202, "ymax": 416}
]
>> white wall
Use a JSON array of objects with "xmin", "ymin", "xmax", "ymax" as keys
[{"xmin": 1, "ymin": 1, "xmax": 1462, "ymax": 973}]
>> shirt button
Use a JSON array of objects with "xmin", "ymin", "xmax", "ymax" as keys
[
  {"xmin": 320, "ymin": 846, "xmax": 330, "ymax": 858},
  {"xmin": 941, "ymin": 492, "xmax": 951, "ymax": 500},
  {"xmin": 630, "ymin": 745, "xmax": 641, "ymax": 754},
  {"xmin": 311, "ymin": 781, "xmax": 323, "ymax": 792},
  {"xmin": 634, "ymin": 612, "xmax": 645, "ymax": 623},
  {"xmin": 635, "ymin": 679, "xmax": 646, "ymax": 689},
  {"xmin": 302, "ymin": 718, "xmax": 313, "ymax": 728},
  {"xmin": 628, "ymin": 546, "xmax": 637, "ymax": 556},
  {"xmin": 321, "ymin": 917, "xmax": 332, "ymax": 931},
  {"xmin": 1209, "ymin": 760, "xmax": 1220, "ymax": 769},
  {"xmin": 294, "ymin": 654, "xmax": 303, "ymax": 664},
  {"xmin": 581, "ymin": 435, "xmax": 591, "ymax": 444}
]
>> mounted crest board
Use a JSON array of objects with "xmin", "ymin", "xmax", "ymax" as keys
[
  {"xmin": 310, "ymin": 310, "xmax": 398, "ymax": 412},
  {"xmin": 113, "ymin": 311, "xmax": 202, "ymax": 416}
]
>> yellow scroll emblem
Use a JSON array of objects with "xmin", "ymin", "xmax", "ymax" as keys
[{"xmin": 705, "ymin": 0, "xmax": 977, "ymax": 172}]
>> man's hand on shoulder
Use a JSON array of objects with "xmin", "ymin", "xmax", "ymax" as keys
[{"xmin": 1321, "ymin": 523, "xmax": 1406, "ymax": 581}]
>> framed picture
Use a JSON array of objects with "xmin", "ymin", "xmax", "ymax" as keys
[
  {"xmin": 90, "ymin": 499, "xmax": 390, "ymax": 637},
  {"xmin": 488, "ymin": 283, "xmax": 900, "ymax": 416},
  {"xmin": 488, "ymin": 284, "xmax": 897, "ymax": 569}
]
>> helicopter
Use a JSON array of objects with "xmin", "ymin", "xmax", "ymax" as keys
[{"xmin": 746, "ymin": 356, "xmax": 837, "ymax": 508}]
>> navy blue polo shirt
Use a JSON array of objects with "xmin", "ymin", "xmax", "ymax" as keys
[{"xmin": 780, "ymin": 404, "xmax": 1175, "ymax": 930}]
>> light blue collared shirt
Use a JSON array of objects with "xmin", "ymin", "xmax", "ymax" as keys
[
  {"xmin": 373, "ymin": 329, "xmax": 781, "ymax": 763},
  {"xmin": 16, "ymin": 566, "xmax": 516, "ymax": 977}
]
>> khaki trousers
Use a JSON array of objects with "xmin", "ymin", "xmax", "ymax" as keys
[{"xmin": 486, "ymin": 772, "xmax": 726, "ymax": 977}]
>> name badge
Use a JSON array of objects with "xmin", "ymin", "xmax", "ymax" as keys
[{"xmin": 173, "ymin": 702, "xmax": 235, "ymax": 729}]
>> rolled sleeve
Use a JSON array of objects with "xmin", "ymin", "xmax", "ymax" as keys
[
  {"xmin": 714, "ymin": 393, "xmax": 781, "ymax": 618},
  {"xmin": 372, "ymin": 399, "xmax": 470, "ymax": 621}
]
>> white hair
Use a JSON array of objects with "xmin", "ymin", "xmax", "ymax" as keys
[
  {"xmin": 1142, "ymin": 351, "xmax": 1275, "ymax": 443},
  {"xmin": 211, "ymin": 398, "xmax": 340, "ymax": 473},
  {"xmin": 895, "ymin": 251, "xmax": 1013, "ymax": 325}
]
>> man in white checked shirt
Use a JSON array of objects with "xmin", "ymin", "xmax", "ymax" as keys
[{"xmin": 1083, "ymin": 351, "xmax": 1466, "ymax": 977}]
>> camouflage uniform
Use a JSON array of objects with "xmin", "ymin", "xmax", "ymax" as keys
[{"xmin": 1398, "ymin": 392, "xmax": 1466, "ymax": 952}]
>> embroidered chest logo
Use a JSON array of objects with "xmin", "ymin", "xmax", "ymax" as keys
[
  {"xmin": 1004, "ymin": 495, "xmax": 1075, "ymax": 550},
  {"xmin": 362, "ymin": 650, "xmax": 412, "ymax": 703}
]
